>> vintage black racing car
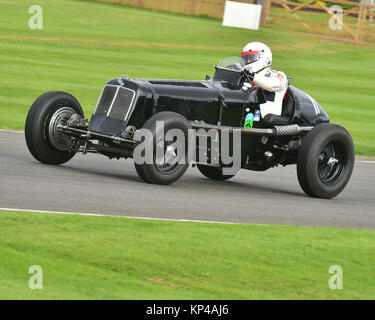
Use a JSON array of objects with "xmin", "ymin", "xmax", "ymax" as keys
[{"xmin": 25, "ymin": 57, "xmax": 354, "ymax": 199}]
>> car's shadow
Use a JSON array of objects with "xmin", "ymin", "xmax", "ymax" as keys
[
  {"xmin": 182, "ymin": 176, "xmax": 306, "ymax": 198},
  {"xmin": 41, "ymin": 160, "xmax": 307, "ymax": 198},
  {"xmin": 32, "ymin": 160, "xmax": 141, "ymax": 184}
]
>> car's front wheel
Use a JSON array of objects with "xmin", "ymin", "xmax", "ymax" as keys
[
  {"xmin": 134, "ymin": 112, "xmax": 192, "ymax": 185},
  {"xmin": 25, "ymin": 91, "xmax": 84, "ymax": 165},
  {"xmin": 297, "ymin": 123, "xmax": 354, "ymax": 199}
]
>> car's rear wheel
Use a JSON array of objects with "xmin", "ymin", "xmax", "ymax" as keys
[
  {"xmin": 25, "ymin": 91, "xmax": 84, "ymax": 165},
  {"xmin": 134, "ymin": 112, "xmax": 192, "ymax": 185},
  {"xmin": 297, "ymin": 123, "xmax": 354, "ymax": 199},
  {"xmin": 197, "ymin": 165, "xmax": 237, "ymax": 181}
]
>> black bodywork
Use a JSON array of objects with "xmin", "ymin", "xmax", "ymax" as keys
[
  {"xmin": 60, "ymin": 66, "xmax": 330, "ymax": 171},
  {"xmin": 88, "ymin": 77, "xmax": 328, "ymax": 135}
]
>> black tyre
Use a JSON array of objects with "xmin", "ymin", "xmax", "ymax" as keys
[
  {"xmin": 197, "ymin": 165, "xmax": 237, "ymax": 181},
  {"xmin": 25, "ymin": 91, "xmax": 84, "ymax": 165},
  {"xmin": 134, "ymin": 112, "xmax": 192, "ymax": 185},
  {"xmin": 297, "ymin": 123, "xmax": 354, "ymax": 199}
]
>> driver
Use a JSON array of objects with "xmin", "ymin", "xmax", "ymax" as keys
[{"xmin": 241, "ymin": 42, "xmax": 288, "ymax": 118}]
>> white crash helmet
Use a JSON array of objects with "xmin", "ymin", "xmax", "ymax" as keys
[{"xmin": 241, "ymin": 42, "xmax": 272, "ymax": 73}]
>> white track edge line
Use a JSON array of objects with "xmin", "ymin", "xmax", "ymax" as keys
[
  {"xmin": 0, "ymin": 129, "xmax": 24, "ymax": 133},
  {"xmin": 0, "ymin": 207, "xmax": 240, "ymax": 225}
]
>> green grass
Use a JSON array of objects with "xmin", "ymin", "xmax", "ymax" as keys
[
  {"xmin": 0, "ymin": 0, "xmax": 374, "ymax": 155},
  {"xmin": 0, "ymin": 210, "xmax": 374, "ymax": 299}
]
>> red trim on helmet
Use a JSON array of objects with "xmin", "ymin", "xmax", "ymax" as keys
[{"xmin": 241, "ymin": 50, "xmax": 260, "ymax": 57}]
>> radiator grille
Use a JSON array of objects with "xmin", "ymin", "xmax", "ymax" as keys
[
  {"xmin": 95, "ymin": 86, "xmax": 117, "ymax": 115},
  {"xmin": 95, "ymin": 85, "xmax": 135, "ymax": 121}
]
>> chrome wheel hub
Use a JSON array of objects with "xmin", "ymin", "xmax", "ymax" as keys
[
  {"xmin": 155, "ymin": 142, "xmax": 179, "ymax": 172},
  {"xmin": 48, "ymin": 107, "xmax": 76, "ymax": 151},
  {"xmin": 327, "ymin": 157, "xmax": 339, "ymax": 168},
  {"xmin": 317, "ymin": 142, "xmax": 344, "ymax": 183},
  {"xmin": 165, "ymin": 145, "xmax": 177, "ymax": 164}
]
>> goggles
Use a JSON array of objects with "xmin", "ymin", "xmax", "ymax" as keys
[{"xmin": 241, "ymin": 50, "xmax": 260, "ymax": 64}]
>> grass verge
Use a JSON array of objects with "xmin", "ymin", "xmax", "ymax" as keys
[{"xmin": 0, "ymin": 210, "xmax": 374, "ymax": 299}]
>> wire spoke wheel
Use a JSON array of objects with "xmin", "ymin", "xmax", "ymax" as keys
[
  {"xmin": 25, "ymin": 91, "xmax": 84, "ymax": 165},
  {"xmin": 134, "ymin": 112, "xmax": 191, "ymax": 185},
  {"xmin": 47, "ymin": 106, "xmax": 76, "ymax": 151}
]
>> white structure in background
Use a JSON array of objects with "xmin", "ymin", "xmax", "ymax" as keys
[{"xmin": 222, "ymin": 1, "xmax": 262, "ymax": 30}]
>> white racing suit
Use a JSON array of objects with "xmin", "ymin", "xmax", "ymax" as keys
[{"xmin": 251, "ymin": 67, "xmax": 288, "ymax": 118}]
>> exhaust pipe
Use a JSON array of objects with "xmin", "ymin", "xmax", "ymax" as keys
[{"xmin": 190, "ymin": 122, "xmax": 312, "ymax": 136}]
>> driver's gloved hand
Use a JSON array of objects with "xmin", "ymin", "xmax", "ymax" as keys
[
  {"xmin": 243, "ymin": 67, "xmax": 255, "ymax": 81},
  {"xmin": 235, "ymin": 62, "xmax": 245, "ymax": 71}
]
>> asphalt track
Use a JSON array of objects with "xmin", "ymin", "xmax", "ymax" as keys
[{"xmin": 0, "ymin": 130, "xmax": 374, "ymax": 229}]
